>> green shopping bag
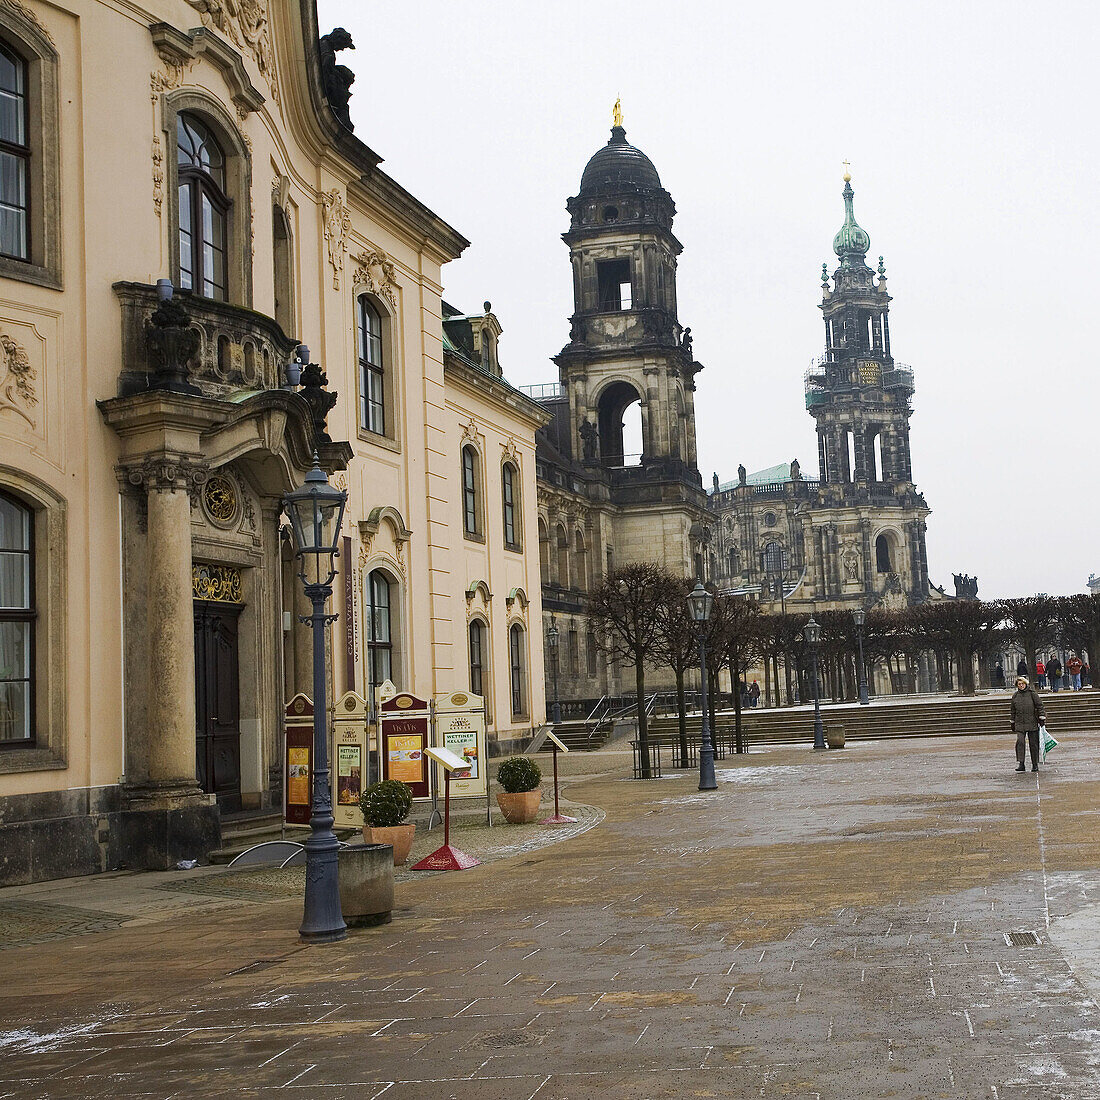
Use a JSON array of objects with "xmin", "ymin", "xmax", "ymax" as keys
[{"xmin": 1040, "ymin": 723, "xmax": 1058, "ymax": 761}]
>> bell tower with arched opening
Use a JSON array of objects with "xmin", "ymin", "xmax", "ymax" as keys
[{"xmin": 553, "ymin": 107, "xmax": 704, "ymax": 499}]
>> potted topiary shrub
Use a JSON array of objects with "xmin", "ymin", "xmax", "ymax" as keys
[
  {"xmin": 359, "ymin": 779, "xmax": 415, "ymax": 865},
  {"xmin": 495, "ymin": 756, "xmax": 543, "ymax": 824}
]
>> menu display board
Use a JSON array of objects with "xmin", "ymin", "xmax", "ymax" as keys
[
  {"xmin": 380, "ymin": 693, "xmax": 430, "ymax": 799},
  {"xmin": 435, "ymin": 691, "xmax": 487, "ymax": 800},
  {"xmin": 284, "ymin": 693, "xmax": 314, "ymax": 826},
  {"xmin": 333, "ymin": 691, "xmax": 369, "ymax": 828}
]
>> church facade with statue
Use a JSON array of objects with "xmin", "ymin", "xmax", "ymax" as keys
[{"xmin": 529, "ymin": 115, "xmax": 952, "ymax": 710}]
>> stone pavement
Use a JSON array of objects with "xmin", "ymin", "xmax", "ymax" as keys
[{"xmin": 3, "ymin": 733, "xmax": 1100, "ymax": 1098}]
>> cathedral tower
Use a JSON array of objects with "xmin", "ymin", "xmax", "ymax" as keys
[
  {"xmin": 809, "ymin": 171, "xmax": 915, "ymax": 491},
  {"xmin": 554, "ymin": 105, "xmax": 703, "ymax": 492}
]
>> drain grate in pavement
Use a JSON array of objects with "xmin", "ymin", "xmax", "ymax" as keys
[{"xmin": 1005, "ymin": 930, "xmax": 1041, "ymax": 946}]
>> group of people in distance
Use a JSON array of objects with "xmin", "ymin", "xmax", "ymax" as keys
[{"xmin": 994, "ymin": 655, "xmax": 1090, "ymax": 691}]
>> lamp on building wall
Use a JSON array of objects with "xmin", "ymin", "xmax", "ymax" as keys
[
  {"xmin": 547, "ymin": 620, "xmax": 562, "ymax": 726},
  {"xmin": 853, "ymin": 607, "xmax": 869, "ymax": 705},
  {"xmin": 283, "ymin": 454, "xmax": 349, "ymax": 943},
  {"xmin": 687, "ymin": 582, "xmax": 717, "ymax": 791},
  {"xmin": 804, "ymin": 615, "xmax": 826, "ymax": 750},
  {"xmin": 285, "ymin": 343, "xmax": 308, "ymax": 389}
]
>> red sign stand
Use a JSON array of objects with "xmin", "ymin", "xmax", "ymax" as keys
[
  {"xmin": 540, "ymin": 744, "xmax": 577, "ymax": 825},
  {"xmin": 412, "ymin": 768, "xmax": 479, "ymax": 871}
]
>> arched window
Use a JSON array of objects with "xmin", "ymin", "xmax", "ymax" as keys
[
  {"xmin": 358, "ymin": 297, "xmax": 385, "ymax": 435},
  {"xmin": 509, "ymin": 623, "xmax": 527, "ymax": 718},
  {"xmin": 728, "ymin": 546, "xmax": 740, "ymax": 576},
  {"xmin": 0, "ymin": 44, "xmax": 28, "ymax": 261},
  {"xmin": 177, "ymin": 113, "xmax": 229, "ymax": 300},
  {"xmin": 875, "ymin": 534, "xmax": 892, "ymax": 573},
  {"xmin": 461, "ymin": 445, "xmax": 481, "ymax": 537},
  {"xmin": 502, "ymin": 462, "xmax": 520, "ymax": 550},
  {"xmin": 537, "ymin": 517, "xmax": 550, "ymax": 585},
  {"xmin": 0, "ymin": 491, "xmax": 33, "ymax": 742},
  {"xmin": 272, "ymin": 205, "xmax": 294, "ymax": 333},
  {"xmin": 366, "ymin": 569, "xmax": 393, "ymax": 686},
  {"xmin": 763, "ymin": 540, "xmax": 785, "ymax": 575},
  {"xmin": 555, "ymin": 524, "xmax": 569, "ymax": 588},
  {"xmin": 468, "ymin": 618, "xmax": 484, "ymax": 697},
  {"xmin": 574, "ymin": 530, "xmax": 587, "ymax": 591}
]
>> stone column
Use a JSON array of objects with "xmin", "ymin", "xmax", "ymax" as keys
[{"xmin": 134, "ymin": 459, "xmax": 205, "ymax": 789}]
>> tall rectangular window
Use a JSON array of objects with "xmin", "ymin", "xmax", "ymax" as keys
[
  {"xmin": 468, "ymin": 619, "xmax": 484, "ymax": 697},
  {"xmin": 509, "ymin": 624, "xmax": 526, "ymax": 717},
  {"xmin": 586, "ymin": 631, "xmax": 597, "ymax": 677},
  {"xmin": 0, "ymin": 45, "xmax": 27, "ymax": 262},
  {"xmin": 358, "ymin": 297, "xmax": 385, "ymax": 434},
  {"xmin": 462, "ymin": 446, "xmax": 479, "ymax": 536},
  {"xmin": 0, "ymin": 492, "xmax": 33, "ymax": 743},
  {"xmin": 502, "ymin": 463, "xmax": 519, "ymax": 549},
  {"xmin": 367, "ymin": 570, "xmax": 392, "ymax": 687},
  {"xmin": 597, "ymin": 258, "xmax": 632, "ymax": 311}
]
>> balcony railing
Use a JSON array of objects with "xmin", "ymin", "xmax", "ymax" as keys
[{"xmin": 519, "ymin": 381, "xmax": 563, "ymax": 401}]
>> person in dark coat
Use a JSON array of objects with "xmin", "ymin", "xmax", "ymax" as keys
[
  {"xmin": 1016, "ymin": 659, "xmax": 1028, "ymax": 678},
  {"xmin": 1010, "ymin": 676, "xmax": 1045, "ymax": 772},
  {"xmin": 1048, "ymin": 654, "xmax": 1063, "ymax": 691}
]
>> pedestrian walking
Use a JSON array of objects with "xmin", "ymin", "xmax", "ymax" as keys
[
  {"xmin": 1067, "ymin": 655, "xmax": 1083, "ymax": 690},
  {"xmin": 1084, "ymin": 661, "xmax": 1092, "ymax": 688},
  {"xmin": 1048, "ymin": 654, "xmax": 1062, "ymax": 692},
  {"xmin": 1010, "ymin": 676, "xmax": 1045, "ymax": 772},
  {"xmin": 994, "ymin": 663, "xmax": 1005, "ymax": 688},
  {"xmin": 749, "ymin": 680, "xmax": 760, "ymax": 708},
  {"xmin": 1016, "ymin": 659, "xmax": 1028, "ymax": 678},
  {"xmin": 1036, "ymin": 659, "xmax": 1046, "ymax": 690}
]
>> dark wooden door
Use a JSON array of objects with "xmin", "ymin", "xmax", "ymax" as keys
[{"xmin": 194, "ymin": 603, "xmax": 242, "ymax": 812}]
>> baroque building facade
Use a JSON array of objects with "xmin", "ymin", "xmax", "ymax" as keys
[
  {"xmin": 531, "ymin": 134, "xmax": 936, "ymax": 710},
  {"xmin": 0, "ymin": 0, "xmax": 546, "ymax": 886}
]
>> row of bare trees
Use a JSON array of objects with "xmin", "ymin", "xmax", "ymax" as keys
[{"xmin": 585, "ymin": 567, "xmax": 1100, "ymax": 774}]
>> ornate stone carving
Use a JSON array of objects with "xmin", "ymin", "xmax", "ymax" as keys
[
  {"xmin": 201, "ymin": 474, "xmax": 238, "ymax": 525},
  {"xmin": 460, "ymin": 417, "xmax": 479, "ymax": 445},
  {"xmin": 350, "ymin": 247, "xmax": 398, "ymax": 309},
  {"xmin": 150, "ymin": 54, "xmax": 190, "ymax": 101},
  {"xmin": 318, "ymin": 27, "xmax": 355, "ymax": 130},
  {"xmin": 143, "ymin": 295, "xmax": 201, "ymax": 394},
  {"xmin": 151, "ymin": 135, "xmax": 164, "ymax": 217},
  {"xmin": 192, "ymin": 562, "xmax": 243, "ymax": 603},
  {"xmin": 299, "ymin": 361, "xmax": 338, "ymax": 443},
  {"xmin": 186, "ymin": 0, "xmax": 278, "ymax": 102},
  {"xmin": 502, "ymin": 437, "xmax": 519, "ymax": 464},
  {"xmin": 272, "ymin": 173, "xmax": 291, "ymax": 219},
  {"xmin": 0, "ymin": 332, "xmax": 36, "ymax": 427},
  {"xmin": 322, "ymin": 188, "xmax": 351, "ymax": 289},
  {"xmin": 1, "ymin": 0, "xmax": 53, "ymax": 47},
  {"xmin": 126, "ymin": 457, "xmax": 209, "ymax": 495}
]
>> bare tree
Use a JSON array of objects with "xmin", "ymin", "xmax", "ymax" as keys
[
  {"xmin": 712, "ymin": 594, "xmax": 763, "ymax": 753},
  {"xmin": 653, "ymin": 575, "xmax": 697, "ymax": 767},
  {"xmin": 587, "ymin": 563, "xmax": 673, "ymax": 777},
  {"xmin": 1003, "ymin": 596, "xmax": 1057, "ymax": 677}
]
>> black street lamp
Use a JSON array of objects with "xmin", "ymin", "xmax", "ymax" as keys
[
  {"xmin": 547, "ymin": 620, "xmax": 562, "ymax": 726},
  {"xmin": 804, "ymin": 615, "xmax": 826, "ymax": 750},
  {"xmin": 688, "ymin": 583, "xmax": 717, "ymax": 791},
  {"xmin": 283, "ymin": 454, "xmax": 349, "ymax": 944},
  {"xmin": 853, "ymin": 607, "xmax": 869, "ymax": 706}
]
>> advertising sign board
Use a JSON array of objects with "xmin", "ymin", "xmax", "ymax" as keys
[
  {"xmin": 434, "ymin": 691, "xmax": 487, "ymax": 801},
  {"xmin": 333, "ymin": 690, "xmax": 368, "ymax": 828},
  {"xmin": 380, "ymin": 693, "xmax": 430, "ymax": 799},
  {"xmin": 284, "ymin": 693, "xmax": 314, "ymax": 826}
]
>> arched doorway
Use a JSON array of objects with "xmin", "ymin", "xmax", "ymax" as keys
[{"xmin": 597, "ymin": 381, "xmax": 643, "ymax": 467}]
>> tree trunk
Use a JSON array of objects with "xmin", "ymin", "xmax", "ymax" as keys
[
  {"xmin": 675, "ymin": 667, "xmax": 688, "ymax": 768},
  {"xmin": 732, "ymin": 659, "xmax": 744, "ymax": 754},
  {"xmin": 764, "ymin": 653, "xmax": 772, "ymax": 709},
  {"xmin": 635, "ymin": 659, "xmax": 650, "ymax": 778}
]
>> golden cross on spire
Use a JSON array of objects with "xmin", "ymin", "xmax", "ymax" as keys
[
  {"xmin": 842, "ymin": 159, "xmax": 851, "ymax": 182},
  {"xmin": 613, "ymin": 97, "xmax": 623, "ymax": 128}
]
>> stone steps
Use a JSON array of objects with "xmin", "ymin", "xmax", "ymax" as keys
[{"xmin": 646, "ymin": 691, "xmax": 1100, "ymax": 748}]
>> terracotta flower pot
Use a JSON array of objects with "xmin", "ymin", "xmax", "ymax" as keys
[
  {"xmin": 496, "ymin": 788, "xmax": 542, "ymax": 824},
  {"xmin": 362, "ymin": 823, "xmax": 416, "ymax": 865}
]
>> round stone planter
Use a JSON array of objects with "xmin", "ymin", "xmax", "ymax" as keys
[
  {"xmin": 496, "ymin": 788, "xmax": 542, "ymax": 824},
  {"xmin": 337, "ymin": 843, "xmax": 394, "ymax": 927},
  {"xmin": 826, "ymin": 723, "xmax": 846, "ymax": 749},
  {"xmin": 362, "ymin": 823, "xmax": 416, "ymax": 866}
]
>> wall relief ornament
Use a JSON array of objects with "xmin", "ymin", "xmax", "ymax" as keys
[
  {"xmin": 0, "ymin": 0, "xmax": 53, "ymax": 46},
  {"xmin": 150, "ymin": 53, "xmax": 191, "ymax": 101},
  {"xmin": 185, "ymin": 0, "xmax": 278, "ymax": 102},
  {"xmin": 192, "ymin": 562, "xmax": 243, "ymax": 603},
  {"xmin": 0, "ymin": 332, "xmax": 36, "ymax": 427},
  {"xmin": 460, "ymin": 417, "xmax": 479, "ymax": 445},
  {"xmin": 322, "ymin": 188, "xmax": 352, "ymax": 289},
  {"xmin": 151, "ymin": 135, "xmax": 164, "ymax": 217},
  {"xmin": 351, "ymin": 247, "xmax": 398, "ymax": 309},
  {"xmin": 201, "ymin": 474, "xmax": 238, "ymax": 525},
  {"xmin": 502, "ymin": 437, "xmax": 520, "ymax": 463}
]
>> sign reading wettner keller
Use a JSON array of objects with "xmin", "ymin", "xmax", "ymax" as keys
[
  {"xmin": 192, "ymin": 563, "xmax": 243, "ymax": 603},
  {"xmin": 435, "ymin": 691, "xmax": 487, "ymax": 801},
  {"xmin": 332, "ymin": 690, "xmax": 369, "ymax": 828}
]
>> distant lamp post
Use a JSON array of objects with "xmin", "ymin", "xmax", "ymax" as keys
[
  {"xmin": 804, "ymin": 615, "xmax": 826, "ymax": 750},
  {"xmin": 547, "ymin": 621, "xmax": 562, "ymax": 726},
  {"xmin": 283, "ymin": 454, "xmax": 349, "ymax": 944},
  {"xmin": 853, "ymin": 607, "xmax": 869, "ymax": 706},
  {"xmin": 688, "ymin": 582, "xmax": 717, "ymax": 791}
]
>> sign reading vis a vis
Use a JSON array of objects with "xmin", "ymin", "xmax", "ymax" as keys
[{"xmin": 380, "ymin": 693, "xmax": 430, "ymax": 799}]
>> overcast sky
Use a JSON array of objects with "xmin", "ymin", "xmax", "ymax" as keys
[{"xmin": 320, "ymin": 1, "xmax": 1098, "ymax": 600}]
